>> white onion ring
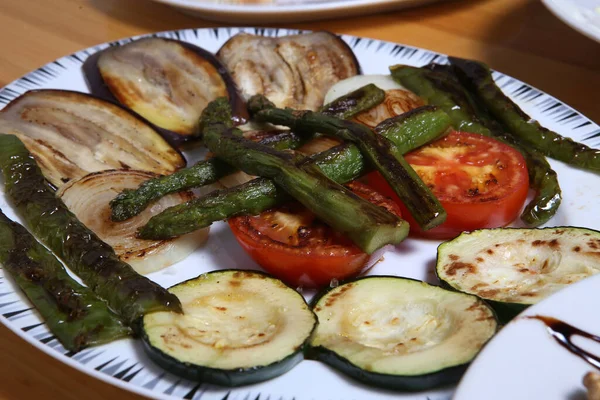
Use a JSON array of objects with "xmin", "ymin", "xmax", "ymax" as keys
[{"xmin": 57, "ymin": 169, "xmax": 208, "ymax": 275}]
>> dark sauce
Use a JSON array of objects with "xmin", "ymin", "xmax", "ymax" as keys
[{"xmin": 528, "ymin": 316, "xmax": 600, "ymax": 369}]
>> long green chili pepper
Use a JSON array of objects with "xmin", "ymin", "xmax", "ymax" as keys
[
  {"xmin": 319, "ymin": 83, "xmax": 386, "ymax": 119},
  {"xmin": 0, "ymin": 210, "xmax": 130, "ymax": 351},
  {"xmin": 249, "ymin": 95, "xmax": 446, "ymax": 230},
  {"xmin": 110, "ymin": 84, "xmax": 387, "ymax": 222},
  {"xmin": 391, "ymin": 63, "xmax": 562, "ymax": 226},
  {"xmin": 0, "ymin": 134, "xmax": 182, "ymax": 325},
  {"xmin": 110, "ymin": 130, "xmax": 304, "ymax": 222},
  {"xmin": 141, "ymin": 98, "xmax": 409, "ymax": 255},
  {"xmin": 448, "ymin": 57, "xmax": 600, "ymax": 171},
  {"xmin": 140, "ymin": 105, "xmax": 452, "ymax": 240}
]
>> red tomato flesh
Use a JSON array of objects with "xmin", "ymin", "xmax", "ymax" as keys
[
  {"xmin": 228, "ymin": 182, "xmax": 402, "ymax": 288},
  {"xmin": 367, "ymin": 131, "xmax": 529, "ymax": 240}
]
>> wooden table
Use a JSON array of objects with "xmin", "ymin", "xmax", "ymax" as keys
[{"xmin": 0, "ymin": 0, "xmax": 598, "ymax": 398}]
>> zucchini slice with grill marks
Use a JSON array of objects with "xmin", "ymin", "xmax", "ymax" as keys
[
  {"xmin": 308, "ymin": 276, "xmax": 497, "ymax": 391},
  {"xmin": 437, "ymin": 227, "xmax": 600, "ymax": 322},
  {"xmin": 141, "ymin": 270, "xmax": 317, "ymax": 386}
]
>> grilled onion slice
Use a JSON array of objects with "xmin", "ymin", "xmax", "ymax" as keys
[
  {"xmin": 84, "ymin": 37, "xmax": 247, "ymax": 144},
  {"xmin": 217, "ymin": 31, "xmax": 360, "ymax": 111},
  {"xmin": 0, "ymin": 90, "xmax": 185, "ymax": 188},
  {"xmin": 57, "ymin": 169, "xmax": 207, "ymax": 275}
]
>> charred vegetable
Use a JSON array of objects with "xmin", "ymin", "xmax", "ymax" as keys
[
  {"xmin": 390, "ymin": 64, "xmax": 561, "ymax": 226},
  {"xmin": 437, "ymin": 227, "xmax": 600, "ymax": 322},
  {"xmin": 308, "ymin": 276, "xmax": 497, "ymax": 390},
  {"xmin": 0, "ymin": 210, "xmax": 130, "ymax": 351},
  {"xmin": 58, "ymin": 170, "xmax": 209, "ymax": 275},
  {"xmin": 323, "ymin": 74, "xmax": 425, "ymax": 128},
  {"xmin": 141, "ymin": 270, "xmax": 317, "ymax": 387},
  {"xmin": 0, "ymin": 134, "xmax": 182, "ymax": 324},
  {"xmin": 141, "ymin": 105, "xmax": 452, "ymax": 239},
  {"xmin": 449, "ymin": 57, "xmax": 600, "ymax": 172},
  {"xmin": 319, "ymin": 83, "xmax": 385, "ymax": 120},
  {"xmin": 143, "ymin": 99, "xmax": 409, "ymax": 255},
  {"xmin": 248, "ymin": 95, "xmax": 446, "ymax": 231},
  {"xmin": 110, "ymin": 84, "xmax": 385, "ymax": 221},
  {"xmin": 0, "ymin": 90, "xmax": 185, "ymax": 188},
  {"xmin": 110, "ymin": 130, "xmax": 305, "ymax": 222},
  {"xmin": 217, "ymin": 31, "xmax": 359, "ymax": 111},
  {"xmin": 426, "ymin": 63, "xmax": 562, "ymax": 227},
  {"xmin": 228, "ymin": 181, "xmax": 404, "ymax": 288},
  {"xmin": 84, "ymin": 37, "xmax": 247, "ymax": 144}
]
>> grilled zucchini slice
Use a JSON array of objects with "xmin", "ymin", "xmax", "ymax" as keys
[
  {"xmin": 437, "ymin": 227, "xmax": 600, "ymax": 322},
  {"xmin": 141, "ymin": 270, "xmax": 317, "ymax": 387},
  {"xmin": 308, "ymin": 276, "xmax": 497, "ymax": 391}
]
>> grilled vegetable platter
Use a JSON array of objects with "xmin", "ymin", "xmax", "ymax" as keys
[{"xmin": 0, "ymin": 27, "xmax": 599, "ymax": 400}]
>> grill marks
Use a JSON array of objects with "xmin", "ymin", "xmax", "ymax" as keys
[{"xmin": 217, "ymin": 32, "xmax": 359, "ymax": 111}]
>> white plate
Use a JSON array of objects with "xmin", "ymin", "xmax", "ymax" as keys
[
  {"xmin": 543, "ymin": 0, "xmax": 600, "ymax": 43},
  {"xmin": 0, "ymin": 27, "xmax": 599, "ymax": 400},
  {"xmin": 455, "ymin": 273, "xmax": 600, "ymax": 400},
  {"xmin": 151, "ymin": 0, "xmax": 441, "ymax": 23}
]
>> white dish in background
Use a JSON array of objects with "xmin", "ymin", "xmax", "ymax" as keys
[
  {"xmin": 543, "ymin": 0, "xmax": 600, "ymax": 43},
  {"xmin": 0, "ymin": 27, "xmax": 600, "ymax": 400},
  {"xmin": 455, "ymin": 273, "xmax": 600, "ymax": 400},
  {"xmin": 151, "ymin": 0, "xmax": 441, "ymax": 23}
]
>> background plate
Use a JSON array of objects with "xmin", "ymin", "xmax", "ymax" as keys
[
  {"xmin": 542, "ymin": 0, "xmax": 600, "ymax": 43},
  {"xmin": 150, "ymin": 0, "xmax": 442, "ymax": 23},
  {"xmin": 0, "ymin": 27, "xmax": 599, "ymax": 400},
  {"xmin": 455, "ymin": 273, "xmax": 600, "ymax": 399}
]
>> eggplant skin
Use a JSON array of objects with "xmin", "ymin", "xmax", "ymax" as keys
[
  {"xmin": 0, "ymin": 89, "xmax": 185, "ymax": 188},
  {"xmin": 84, "ymin": 37, "xmax": 247, "ymax": 145},
  {"xmin": 217, "ymin": 31, "xmax": 360, "ymax": 111}
]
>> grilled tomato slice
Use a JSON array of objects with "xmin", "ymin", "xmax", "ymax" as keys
[
  {"xmin": 368, "ymin": 131, "xmax": 529, "ymax": 239},
  {"xmin": 228, "ymin": 182, "xmax": 402, "ymax": 287}
]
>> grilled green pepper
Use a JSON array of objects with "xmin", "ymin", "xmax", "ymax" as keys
[
  {"xmin": 0, "ymin": 210, "xmax": 130, "ymax": 351},
  {"xmin": 110, "ymin": 84, "xmax": 386, "ymax": 222},
  {"xmin": 0, "ymin": 134, "xmax": 182, "ymax": 325},
  {"xmin": 140, "ymin": 105, "xmax": 452, "ymax": 239},
  {"xmin": 448, "ymin": 57, "xmax": 600, "ymax": 171},
  {"xmin": 142, "ymin": 99, "xmax": 409, "ymax": 255},
  {"xmin": 110, "ymin": 130, "xmax": 304, "ymax": 222},
  {"xmin": 391, "ymin": 63, "xmax": 562, "ymax": 226},
  {"xmin": 249, "ymin": 95, "xmax": 446, "ymax": 230},
  {"xmin": 319, "ymin": 83, "xmax": 385, "ymax": 119}
]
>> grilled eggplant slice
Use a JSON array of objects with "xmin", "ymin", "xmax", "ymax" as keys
[
  {"xmin": 84, "ymin": 37, "xmax": 247, "ymax": 144},
  {"xmin": 437, "ymin": 227, "xmax": 600, "ymax": 322},
  {"xmin": 0, "ymin": 89, "xmax": 185, "ymax": 188},
  {"xmin": 217, "ymin": 31, "xmax": 360, "ymax": 111},
  {"xmin": 141, "ymin": 270, "xmax": 317, "ymax": 387},
  {"xmin": 308, "ymin": 276, "xmax": 497, "ymax": 391}
]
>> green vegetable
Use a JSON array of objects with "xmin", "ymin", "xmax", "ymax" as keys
[
  {"xmin": 308, "ymin": 276, "xmax": 498, "ymax": 390},
  {"xmin": 249, "ymin": 95, "xmax": 446, "ymax": 230},
  {"xmin": 140, "ymin": 105, "xmax": 452, "ymax": 242},
  {"xmin": 110, "ymin": 130, "xmax": 304, "ymax": 222},
  {"xmin": 319, "ymin": 83, "xmax": 385, "ymax": 119},
  {"xmin": 110, "ymin": 84, "xmax": 386, "ymax": 221},
  {"xmin": 391, "ymin": 63, "xmax": 562, "ymax": 226},
  {"xmin": 141, "ymin": 270, "xmax": 317, "ymax": 386},
  {"xmin": 156, "ymin": 99, "xmax": 409, "ymax": 254},
  {"xmin": 436, "ymin": 227, "xmax": 600, "ymax": 323},
  {"xmin": 0, "ymin": 134, "xmax": 182, "ymax": 325},
  {"xmin": 0, "ymin": 210, "xmax": 130, "ymax": 351},
  {"xmin": 390, "ymin": 65, "xmax": 491, "ymax": 135},
  {"xmin": 449, "ymin": 57, "xmax": 600, "ymax": 171}
]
